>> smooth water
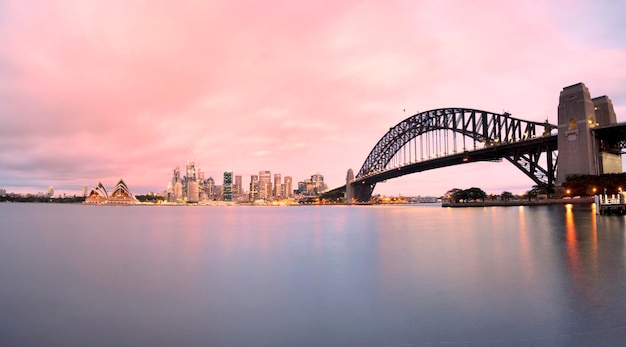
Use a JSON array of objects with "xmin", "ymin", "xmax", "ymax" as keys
[{"xmin": 1, "ymin": 203, "xmax": 626, "ymax": 346}]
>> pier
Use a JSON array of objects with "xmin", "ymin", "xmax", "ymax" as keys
[{"xmin": 595, "ymin": 192, "xmax": 626, "ymax": 215}]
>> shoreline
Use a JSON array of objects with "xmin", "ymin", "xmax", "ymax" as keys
[{"xmin": 441, "ymin": 197, "xmax": 594, "ymax": 208}]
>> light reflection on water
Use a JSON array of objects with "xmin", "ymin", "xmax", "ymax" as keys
[{"xmin": 1, "ymin": 203, "xmax": 626, "ymax": 346}]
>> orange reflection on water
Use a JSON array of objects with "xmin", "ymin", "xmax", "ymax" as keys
[
  {"xmin": 565, "ymin": 204, "xmax": 581, "ymax": 275},
  {"xmin": 517, "ymin": 206, "xmax": 533, "ymax": 281}
]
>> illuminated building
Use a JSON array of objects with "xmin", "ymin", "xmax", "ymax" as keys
[
  {"xmin": 223, "ymin": 171, "xmax": 233, "ymax": 201},
  {"xmin": 84, "ymin": 182, "xmax": 108, "ymax": 204},
  {"xmin": 274, "ymin": 173, "xmax": 282, "ymax": 198},
  {"xmin": 174, "ymin": 181, "xmax": 183, "ymax": 202},
  {"xmin": 259, "ymin": 171, "xmax": 272, "ymax": 199},
  {"xmin": 205, "ymin": 177, "xmax": 215, "ymax": 200},
  {"xmin": 85, "ymin": 180, "xmax": 137, "ymax": 204},
  {"xmin": 249, "ymin": 175, "xmax": 259, "ymax": 201},
  {"xmin": 187, "ymin": 181, "xmax": 199, "ymax": 203},
  {"xmin": 234, "ymin": 175, "xmax": 242, "ymax": 200},
  {"xmin": 108, "ymin": 179, "xmax": 138, "ymax": 204},
  {"xmin": 284, "ymin": 176, "xmax": 293, "ymax": 197}
]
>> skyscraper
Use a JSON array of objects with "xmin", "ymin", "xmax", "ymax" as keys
[
  {"xmin": 234, "ymin": 175, "xmax": 242, "ymax": 200},
  {"xmin": 274, "ymin": 173, "xmax": 282, "ymax": 198},
  {"xmin": 249, "ymin": 175, "xmax": 259, "ymax": 201},
  {"xmin": 259, "ymin": 171, "xmax": 272, "ymax": 199},
  {"xmin": 223, "ymin": 171, "xmax": 233, "ymax": 201},
  {"xmin": 205, "ymin": 177, "xmax": 215, "ymax": 200},
  {"xmin": 187, "ymin": 181, "xmax": 199, "ymax": 203},
  {"xmin": 284, "ymin": 176, "xmax": 293, "ymax": 198},
  {"xmin": 185, "ymin": 161, "xmax": 197, "ymax": 202}
]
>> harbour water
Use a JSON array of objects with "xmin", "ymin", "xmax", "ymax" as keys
[{"xmin": 1, "ymin": 203, "xmax": 626, "ymax": 346}]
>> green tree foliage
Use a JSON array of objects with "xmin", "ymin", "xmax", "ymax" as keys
[
  {"xmin": 562, "ymin": 173, "xmax": 626, "ymax": 197},
  {"xmin": 501, "ymin": 191, "xmax": 514, "ymax": 201},
  {"xmin": 447, "ymin": 187, "xmax": 486, "ymax": 202},
  {"xmin": 135, "ymin": 195, "xmax": 165, "ymax": 203}
]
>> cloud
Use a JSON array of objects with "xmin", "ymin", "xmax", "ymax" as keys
[{"xmin": 0, "ymin": 0, "xmax": 625, "ymax": 195}]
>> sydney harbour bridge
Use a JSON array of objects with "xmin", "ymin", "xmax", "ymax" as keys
[{"xmin": 325, "ymin": 83, "xmax": 626, "ymax": 202}]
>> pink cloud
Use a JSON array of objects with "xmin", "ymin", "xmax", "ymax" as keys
[{"xmin": 1, "ymin": 0, "xmax": 625, "ymax": 196}]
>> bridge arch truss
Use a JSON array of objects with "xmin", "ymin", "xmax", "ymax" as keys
[{"xmin": 353, "ymin": 108, "xmax": 558, "ymax": 199}]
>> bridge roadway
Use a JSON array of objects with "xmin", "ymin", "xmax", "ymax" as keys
[{"xmin": 324, "ymin": 134, "xmax": 557, "ymax": 198}]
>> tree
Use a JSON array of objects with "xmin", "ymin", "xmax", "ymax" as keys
[
  {"xmin": 501, "ymin": 191, "xmax": 514, "ymax": 201},
  {"xmin": 465, "ymin": 187, "xmax": 486, "ymax": 202},
  {"xmin": 444, "ymin": 188, "xmax": 463, "ymax": 202}
]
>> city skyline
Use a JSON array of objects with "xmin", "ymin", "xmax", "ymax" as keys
[{"xmin": 1, "ymin": 1, "xmax": 625, "ymax": 197}]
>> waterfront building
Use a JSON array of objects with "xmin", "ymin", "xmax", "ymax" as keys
[
  {"xmin": 82, "ymin": 186, "xmax": 88, "ymax": 197},
  {"xmin": 274, "ymin": 173, "xmax": 282, "ymax": 198},
  {"xmin": 223, "ymin": 171, "xmax": 233, "ymax": 201},
  {"xmin": 85, "ymin": 180, "xmax": 137, "ymax": 205},
  {"xmin": 107, "ymin": 179, "xmax": 138, "ymax": 205},
  {"xmin": 284, "ymin": 176, "xmax": 293, "ymax": 198},
  {"xmin": 187, "ymin": 181, "xmax": 199, "ymax": 203},
  {"xmin": 184, "ymin": 161, "xmax": 197, "ymax": 201},
  {"xmin": 168, "ymin": 167, "xmax": 183, "ymax": 202},
  {"xmin": 250, "ymin": 175, "xmax": 259, "ymax": 201},
  {"xmin": 298, "ymin": 173, "xmax": 328, "ymax": 196},
  {"xmin": 173, "ymin": 181, "xmax": 183, "ymax": 202},
  {"xmin": 297, "ymin": 181, "xmax": 307, "ymax": 194},
  {"xmin": 234, "ymin": 175, "xmax": 243, "ymax": 200},
  {"xmin": 85, "ymin": 182, "xmax": 108, "ymax": 204},
  {"xmin": 259, "ymin": 171, "xmax": 272, "ymax": 199},
  {"xmin": 47, "ymin": 186, "xmax": 54, "ymax": 198},
  {"xmin": 205, "ymin": 177, "xmax": 215, "ymax": 200},
  {"xmin": 197, "ymin": 170, "xmax": 206, "ymax": 200}
]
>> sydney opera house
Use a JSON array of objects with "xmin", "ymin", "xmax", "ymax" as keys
[{"xmin": 84, "ymin": 179, "xmax": 138, "ymax": 205}]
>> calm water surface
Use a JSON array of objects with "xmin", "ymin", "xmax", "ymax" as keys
[{"xmin": 1, "ymin": 203, "xmax": 626, "ymax": 346}]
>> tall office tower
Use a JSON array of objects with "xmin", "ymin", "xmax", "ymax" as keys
[
  {"xmin": 284, "ymin": 176, "xmax": 293, "ymax": 197},
  {"xmin": 187, "ymin": 181, "xmax": 199, "ymax": 203},
  {"xmin": 174, "ymin": 181, "xmax": 183, "ymax": 202},
  {"xmin": 310, "ymin": 173, "xmax": 327, "ymax": 194},
  {"xmin": 47, "ymin": 186, "xmax": 54, "ymax": 197},
  {"xmin": 259, "ymin": 170, "xmax": 272, "ymax": 199},
  {"xmin": 297, "ymin": 181, "xmax": 307, "ymax": 194},
  {"xmin": 166, "ymin": 180, "xmax": 174, "ymax": 202},
  {"xmin": 205, "ymin": 177, "xmax": 215, "ymax": 200},
  {"xmin": 274, "ymin": 173, "xmax": 282, "ymax": 198},
  {"xmin": 223, "ymin": 171, "xmax": 233, "ymax": 201},
  {"xmin": 184, "ymin": 161, "xmax": 197, "ymax": 201},
  {"xmin": 186, "ymin": 161, "xmax": 196, "ymax": 181},
  {"xmin": 82, "ymin": 186, "xmax": 88, "ymax": 197},
  {"xmin": 249, "ymin": 175, "xmax": 259, "ymax": 201},
  {"xmin": 173, "ymin": 167, "xmax": 181, "ymax": 183},
  {"xmin": 234, "ymin": 175, "xmax": 243, "ymax": 197},
  {"xmin": 197, "ymin": 169, "xmax": 205, "ymax": 200}
]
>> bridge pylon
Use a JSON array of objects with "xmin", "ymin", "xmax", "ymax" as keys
[{"xmin": 556, "ymin": 83, "xmax": 623, "ymax": 183}]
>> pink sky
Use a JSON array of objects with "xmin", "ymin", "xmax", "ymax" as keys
[{"xmin": 1, "ymin": 0, "xmax": 625, "ymax": 197}]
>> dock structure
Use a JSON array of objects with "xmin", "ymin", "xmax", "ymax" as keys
[{"xmin": 595, "ymin": 192, "xmax": 626, "ymax": 215}]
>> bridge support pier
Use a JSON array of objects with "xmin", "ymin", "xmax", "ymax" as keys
[
  {"xmin": 352, "ymin": 183, "xmax": 375, "ymax": 203},
  {"xmin": 557, "ymin": 83, "xmax": 622, "ymax": 183}
]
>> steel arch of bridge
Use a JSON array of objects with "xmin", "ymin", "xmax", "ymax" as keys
[{"xmin": 354, "ymin": 108, "xmax": 558, "ymax": 199}]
